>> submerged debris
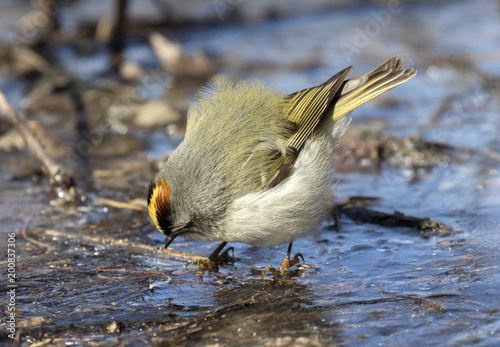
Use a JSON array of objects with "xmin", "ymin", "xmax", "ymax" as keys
[
  {"xmin": 337, "ymin": 196, "xmax": 452, "ymax": 237},
  {"xmin": 337, "ymin": 124, "xmax": 457, "ymax": 172}
]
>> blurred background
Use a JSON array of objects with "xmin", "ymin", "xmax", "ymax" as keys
[{"xmin": 0, "ymin": 0, "xmax": 499, "ymax": 346}]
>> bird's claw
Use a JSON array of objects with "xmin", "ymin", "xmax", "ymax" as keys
[
  {"xmin": 188, "ymin": 246, "xmax": 234, "ymax": 273},
  {"xmin": 261, "ymin": 253, "xmax": 304, "ymax": 279}
]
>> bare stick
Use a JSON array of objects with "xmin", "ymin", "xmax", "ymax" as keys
[
  {"xmin": 109, "ymin": 0, "xmax": 128, "ymax": 71},
  {"xmin": 0, "ymin": 89, "xmax": 74, "ymax": 187},
  {"xmin": 21, "ymin": 213, "xmax": 56, "ymax": 251}
]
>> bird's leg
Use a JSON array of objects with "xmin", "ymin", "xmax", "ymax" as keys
[
  {"xmin": 332, "ymin": 205, "xmax": 341, "ymax": 232},
  {"xmin": 217, "ymin": 244, "xmax": 234, "ymax": 263},
  {"xmin": 261, "ymin": 242, "xmax": 304, "ymax": 279},
  {"xmin": 190, "ymin": 241, "xmax": 233, "ymax": 272}
]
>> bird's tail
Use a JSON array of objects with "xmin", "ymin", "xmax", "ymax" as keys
[{"xmin": 322, "ymin": 57, "xmax": 417, "ymax": 124}]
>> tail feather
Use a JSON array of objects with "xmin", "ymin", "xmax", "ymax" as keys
[
  {"xmin": 323, "ymin": 57, "xmax": 416, "ymax": 123},
  {"xmin": 367, "ymin": 56, "xmax": 403, "ymax": 75}
]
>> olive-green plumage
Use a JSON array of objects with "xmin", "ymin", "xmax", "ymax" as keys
[
  {"xmin": 186, "ymin": 77, "xmax": 295, "ymax": 198},
  {"xmin": 149, "ymin": 57, "xmax": 416, "ymax": 247}
]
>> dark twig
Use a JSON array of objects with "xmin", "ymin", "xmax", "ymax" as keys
[
  {"xmin": 339, "ymin": 200, "xmax": 451, "ymax": 237},
  {"xmin": 21, "ymin": 213, "xmax": 55, "ymax": 251},
  {"xmin": 109, "ymin": 0, "xmax": 128, "ymax": 72},
  {"xmin": 0, "ymin": 89, "xmax": 75, "ymax": 187}
]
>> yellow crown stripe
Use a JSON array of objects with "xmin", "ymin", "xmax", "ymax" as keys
[{"xmin": 148, "ymin": 180, "xmax": 170, "ymax": 232}]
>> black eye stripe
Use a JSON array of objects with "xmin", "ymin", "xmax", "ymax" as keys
[
  {"xmin": 147, "ymin": 180, "xmax": 155, "ymax": 206},
  {"xmin": 155, "ymin": 198, "xmax": 172, "ymax": 233}
]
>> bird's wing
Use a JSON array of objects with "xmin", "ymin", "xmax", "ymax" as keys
[
  {"xmin": 263, "ymin": 57, "xmax": 417, "ymax": 189},
  {"xmin": 285, "ymin": 66, "xmax": 353, "ymax": 155},
  {"xmin": 262, "ymin": 67, "xmax": 352, "ymax": 188}
]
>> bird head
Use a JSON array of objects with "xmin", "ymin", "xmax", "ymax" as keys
[{"xmin": 147, "ymin": 179, "xmax": 177, "ymax": 248}]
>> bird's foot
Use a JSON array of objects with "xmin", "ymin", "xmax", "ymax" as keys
[
  {"xmin": 188, "ymin": 242, "xmax": 233, "ymax": 273},
  {"xmin": 261, "ymin": 252, "xmax": 304, "ymax": 280}
]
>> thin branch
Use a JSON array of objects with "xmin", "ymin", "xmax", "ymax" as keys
[
  {"xmin": 21, "ymin": 213, "xmax": 56, "ymax": 251},
  {"xmin": 43, "ymin": 229, "xmax": 205, "ymax": 261},
  {"xmin": 0, "ymin": 89, "xmax": 75, "ymax": 187},
  {"xmin": 109, "ymin": 0, "xmax": 128, "ymax": 71},
  {"xmin": 96, "ymin": 197, "xmax": 146, "ymax": 211}
]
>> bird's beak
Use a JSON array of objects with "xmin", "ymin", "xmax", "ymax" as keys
[{"xmin": 164, "ymin": 233, "xmax": 177, "ymax": 249}]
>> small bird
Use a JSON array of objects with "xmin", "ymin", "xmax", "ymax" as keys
[{"xmin": 148, "ymin": 57, "xmax": 416, "ymax": 277}]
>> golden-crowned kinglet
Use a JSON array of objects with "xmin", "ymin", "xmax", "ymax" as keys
[{"xmin": 147, "ymin": 57, "xmax": 416, "ymax": 274}]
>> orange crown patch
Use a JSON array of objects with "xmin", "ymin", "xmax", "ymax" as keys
[{"xmin": 147, "ymin": 180, "xmax": 170, "ymax": 233}]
